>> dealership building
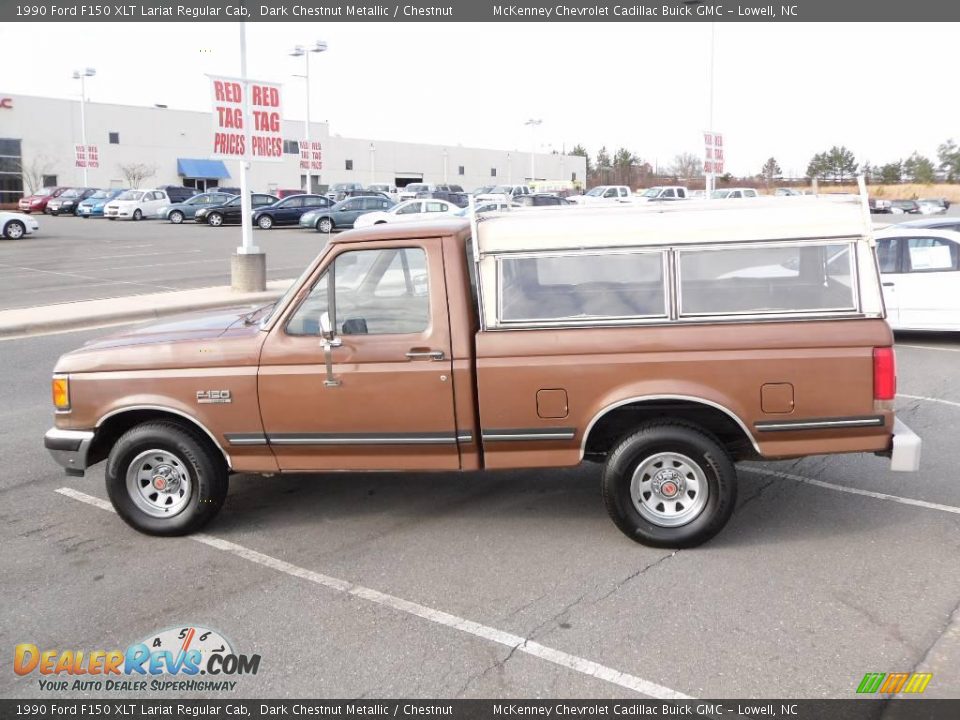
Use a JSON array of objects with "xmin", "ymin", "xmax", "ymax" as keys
[{"xmin": 0, "ymin": 94, "xmax": 585, "ymax": 204}]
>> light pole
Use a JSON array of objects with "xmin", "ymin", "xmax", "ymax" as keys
[
  {"xmin": 706, "ymin": 22, "xmax": 716, "ymax": 199},
  {"xmin": 524, "ymin": 118, "xmax": 542, "ymax": 182},
  {"xmin": 443, "ymin": 148, "xmax": 448, "ymax": 183},
  {"xmin": 72, "ymin": 67, "xmax": 96, "ymax": 186},
  {"xmin": 290, "ymin": 40, "xmax": 327, "ymax": 192},
  {"xmin": 369, "ymin": 143, "xmax": 375, "ymax": 185}
]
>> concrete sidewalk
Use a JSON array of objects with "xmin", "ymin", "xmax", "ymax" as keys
[{"xmin": 0, "ymin": 279, "xmax": 293, "ymax": 339}]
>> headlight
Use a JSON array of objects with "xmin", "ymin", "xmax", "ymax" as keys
[{"xmin": 52, "ymin": 375, "xmax": 70, "ymax": 411}]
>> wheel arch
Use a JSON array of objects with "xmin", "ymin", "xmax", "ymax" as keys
[
  {"xmin": 581, "ymin": 394, "xmax": 760, "ymax": 462},
  {"xmin": 91, "ymin": 406, "xmax": 232, "ymax": 470}
]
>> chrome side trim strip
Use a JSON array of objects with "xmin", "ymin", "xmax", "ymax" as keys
[
  {"xmin": 754, "ymin": 415, "xmax": 884, "ymax": 432},
  {"xmin": 482, "ymin": 428, "xmax": 577, "ymax": 442},
  {"xmin": 225, "ymin": 433, "xmax": 269, "ymax": 446},
  {"xmin": 579, "ymin": 394, "xmax": 762, "ymax": 460},
  {"xmin": 268, "ymin": 432, "xmax": 459, "ymax": 446}
]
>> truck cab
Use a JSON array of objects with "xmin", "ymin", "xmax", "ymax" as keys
[{"xmin": 568, "ymin": 185, "xmax": 632, "ymax": 205}]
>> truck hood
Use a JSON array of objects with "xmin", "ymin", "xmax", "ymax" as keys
[{"xmin": 54, "ymin": 306, "xmax": 270, "ymax": 374}]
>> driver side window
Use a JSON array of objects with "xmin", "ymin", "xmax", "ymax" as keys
[{"xmin": 286, "ymin": 247, "xmax": 430, "ymax": 336}]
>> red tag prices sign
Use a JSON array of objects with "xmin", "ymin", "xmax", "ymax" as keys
[
  {"xmin": 298, "ymin": 140, "xmax": 323, "ymax": 171},
  {"xmin": 75, "ymin": 145, "xmax": 99, "ymax": 168},
  {"xmin": 210, "ymin": 76, "xmax": 284, "ymax": 162},
  {"xmin": 703, "ymin": 131, "xmax": 724, "ymax": 175}
]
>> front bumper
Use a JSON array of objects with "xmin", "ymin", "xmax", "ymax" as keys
[
  {"xmin": 890, "ymin": 418, "xmax": 921, "ymax": 472},
  {"xmin": 45, "ymin": 428, "xmax": 95, "ymax": 477}
]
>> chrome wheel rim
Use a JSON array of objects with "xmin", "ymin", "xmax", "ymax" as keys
[
  {"xmin": 258, "ymin": 217, "xmax": 272, "ymax": 229},
  {"xmin": 318, "ymin": 219, "xmax": 332, "ymax": 233},
  {"xmin": 125, "ymin": 449, "xmax": 192, "ymax": 518},
  {"xmin": 170, "ymin": 212, "xmax": 183, "ymax": 224},
  {"xmin": 630, "ymin": 452, "xmax": 708, "ymax": 527},
  {"xmin": 209, "ymin": 214, "xmax": 222, "ymax": 226},
  {"xmin": 7, "ymin": 222, "xmax": 23, "ymax": 239}
]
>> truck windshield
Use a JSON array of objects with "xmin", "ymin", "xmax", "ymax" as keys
[
  {"xmin": 640, "ymin": 188, "xmax": 663, "ymax": 198},
  {"xmin": 585, "ymin": 187, "xmax": 606, "ymax": 197}
]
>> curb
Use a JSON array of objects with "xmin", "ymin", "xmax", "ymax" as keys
[{"xmin": 0, "ymin": 286, "xmax": 288, "ymax": 340}]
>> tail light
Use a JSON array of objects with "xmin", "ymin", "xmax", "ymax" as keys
[{"xmin": 873, "ymin": 347, "xmax": 896, "ymax": 401}]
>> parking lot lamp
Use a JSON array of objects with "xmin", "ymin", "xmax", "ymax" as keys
[
  {"xmin": 290, "ymin": 40, "xmax": 327, "ymax": 192},
  {"xmin": 524, "ymin": 119, "xmax": 542, "ymax": 182},
  {"xmin": 443, "ymin": 149, "xmax": 449, "ymax": 183},
  {"xmin": 71, "ymin": 68, "xmax": 96, "ymax": 186}
]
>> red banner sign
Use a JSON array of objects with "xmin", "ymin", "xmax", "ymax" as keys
[
  {"xmin": 209, "ymin": 75, "xmax": 284, "ymax": 162},
  {"xmin": 298, "ymin": 140, "xmax": 323, "ymax": 171},
  {"xmin": 704, "ymin": 131, "xmax": 724, "ymax": 175},
  {"xmin": 74, "ymin": 145, "xmax": 99, "ymax": 168}
]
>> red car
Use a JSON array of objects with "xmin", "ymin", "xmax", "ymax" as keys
[{"xmin": 18, "ymin": 187, "xmax": 67, "ymax": 214}]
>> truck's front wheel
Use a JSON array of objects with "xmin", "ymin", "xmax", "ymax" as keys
[
  {"xmin": 105, "ymin": 421, "xmax": 228, "ymax": 536},
  {"xmin": 601, "ymin": 422, "xmax": 736, "ymax": 548}
]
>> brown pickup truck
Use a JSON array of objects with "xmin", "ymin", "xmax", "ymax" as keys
[{"xmin": 45, "ymin": 197, "xmax": 921, "ymax": 547}]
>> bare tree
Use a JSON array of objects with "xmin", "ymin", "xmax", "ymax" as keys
[
  {"xmin": 118, "ymin": 163, "xmax": 157, "ymax": 189},
  {"xmin": 671, "ymin": 152, "xmax": 703, "ymax": 180},
  {"xmin": 17, "ymin": 155, "xmax": 57, "ymax": 195}
]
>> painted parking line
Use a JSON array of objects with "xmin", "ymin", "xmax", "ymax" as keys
[
  {"xmin": 741, "ymin": 467, "xmax": 960, "ymax": 516},
  {"xmin": 898, "ymin": 393, "xmax": 960, "ymax": 410},
  {"xmin": 54, "ymin": 487, "xmax": 691, "ymax": 700}
]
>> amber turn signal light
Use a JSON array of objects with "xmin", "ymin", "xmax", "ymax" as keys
[{"xmin": 52, "ymin": 376, "xmax": 70, "ymax": 410}]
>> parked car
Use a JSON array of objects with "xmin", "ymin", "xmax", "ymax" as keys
[
  {"xmin": 157, "ymin": 192, "xmax": 237, "ymax": 224},
  {"xmin": 453, "ymin": 202, "xmax": 521, "ymax": 216},
  {"xmin": 353, "ymin": 198, "xmax": 460, "ymax": 229},
  {"xmin": 890, "ymin": 200, "xmax": 920, "ymax": 215},
  {"xmin": 326, "ymin": 182, "xmax": 365, "ymax": 203},
  {"xmin": 78, "ymin": 189, "xmax": 127, "ymax": 218},
  {"xmin": 897, "ymin": 217, "xmax": 960, "ymax": 234},
  {"xmin": 634, "ymin": 186, "xmax": 689, "ymax": 202},
  {"xmin": 47, "ymin": 188, "xmax": 99, "ymax": 216},
  {"xmin": 711, "ymin": 188, "xmax": 759, "ymax": 199},
  {"xmin": 157, "ymin": 185, "xmax": 198, "ymax": 204},
  {"xmin": 918, "ymin": 197, "xmax": 950, "ymax": 211},
  {"xmin": 475, "ymin": 184, "xmax": 533, "ymax": 204},
  {"xmin": 513, "ymin": 194, "xmax": 573, "ymax": 207},
  {"xmin": 874, "ymin": 227, "xmax": 960, "ymax": 331},
  {"xmin": 339, "ymin": 189, "xmax": 394, "ymax": 203},
  {"xmin": 566, "ymin": 186, "xmax": 632, "ymax": 205},
  {"xmin": 415, "ymin": 190, "xmax": 470, "ymax": 208},
  {"xmin": 398, "ymin": 183, "xmax": 465, "ymax": 203},
  {"xmin": 917, "ymin": 199, "xmax": 947, "ymax": 215},
  {"xmin": 253, "ymin": 194, "xmax": 333, "ymax": 229},
  {"xmin": 366, "ymin": 183, "xmax": 399, "ymax": 202},
  {"xmin": 869, "ymin": 198, "xmax": 892, "ymax": 214},
  {"xmin": 471, "ymin": 185, "xmax": 496, "ymax": 196},
  {"xmin": 194, "ymin": 193, "xmax": 279, "ymax": 226},
  {"xmin": 774, "ymin": 188, "xmax": 804, "ymax": 197},
  {"xmin": 300, "ymin": 196, "xmax": 394, "ymax": 233},
  {"xmin": 43, "ymin": 196, "xmax": 920, "ymax": 546},
  {"xmin": 104, "ymin": 189, "xmax": 170, "ymax": 221},
  {"xmin": 1, "ymin": 210, "xmax": 40, "ymax": 239},
  {"xmin": 275, "ymin": 188, "xmax": 306, "ymax": 199},
  {"xmin": 18, "ymin": 187, "xmax": 67, "ymax": 214}
]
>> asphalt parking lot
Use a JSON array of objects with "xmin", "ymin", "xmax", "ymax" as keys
[
  {"xmin": 0, "ymin": 214, "xmax": 323, "ymax": 310},
  {"xmin": 2, "ymin": 325, "xmax": 959, "ymax": 700}
]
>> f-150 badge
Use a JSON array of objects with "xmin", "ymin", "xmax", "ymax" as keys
[{"xmin": 197, "ymin": 390, "xmax": 232, "ymax": 404}]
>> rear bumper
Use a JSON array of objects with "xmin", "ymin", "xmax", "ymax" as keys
[
  {"xmin": 44, "ymin": 428, "xmax": 95, "ymax": 477},
  {"xmin": 890, "ymin": 418, "xmax": 921, "ymax": 472}
]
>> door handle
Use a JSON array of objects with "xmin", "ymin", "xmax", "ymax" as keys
[
  {"xmin": 405, "ymin": 349, "xmax": 445, "ymax": 361},
  {"xmin": 882, "ymin": 282, "xmax": 895, "ymax": 287}
]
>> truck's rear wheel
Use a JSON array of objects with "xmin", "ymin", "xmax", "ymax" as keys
[
  {"xmin": 601, "ymin": 422, "xmax": 736, "ymax": 548},
  {"xmin": 105, "ymin": 421, "xmax": 228, "ymax": 536}
]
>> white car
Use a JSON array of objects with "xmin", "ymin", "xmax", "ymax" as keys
[
  {"xmin": 875, "ymin": 227, "xmax": 960, "ymax": 331},
  {"xmin": 566, "ymin": 185, "xmax": 633, "ymax": 205},
  {"xmin": 353, "ymin": 199, "xmax": 460, "ymax": 229},
  {"xmin": 1, "ymin": 211, "xmax": 40, "ymax": 239},
  {"xmin": 917, "ymin": 200, "xmax": 947, "ymax": 215},
  {"xmin": 711, "ymin": 188, "xmax": 760, "ymax": 199},
  {"xmin": 104, "ymin": 189, "xmax": 170, "ymax": 221}
]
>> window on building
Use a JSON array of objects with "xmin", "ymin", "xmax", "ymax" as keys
[
  {"xmin": 0, "ymin": 137, "xmax": 23, "ymax": 204},
  {"xmin": 283, "ymin": 140, "xmax": 300, "ymax": 155},
  {"xmin": 458, "ymin": 165, "xmax": 465, "ymax": 176},
  {"xmin": 109, "ymin": 132, "xmax": 120, "ymax": 144},
  {"xmin": 572, "ymin": 172, "xmax": 577, "ymax": 182},
  {"xmin": 491, "ymin": 168, "xmax": 497, "ymax": 177},
  {"xmin": 345, "ymin": 159, "xmax": 353, "ymax": 171},
  {"xmin": 43, "ymin": 175, "xmax": 58, "ymax": 187}
]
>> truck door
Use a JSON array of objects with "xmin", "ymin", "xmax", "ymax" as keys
[{"xmin": 257, "ymin": 239, "xmax": 460, "ymax": 471}]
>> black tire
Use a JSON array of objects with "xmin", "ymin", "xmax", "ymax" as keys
[
  {"xmin": 316, "ymin": 217, "xmax": 333, "ymax": 233},
  {"xmin": 169, "ymin": 210, "xmax": 184, "ymax": 224},
  {"xmin": 132, "ymin": 209, "xmax": 143, "ymax": 221},
  {"xmin": 105, "ymin": 421, "xmax": 229, "ymax": 536},
  {"xmin": 3, "ymin": 220, "xmax": 26, "ymax": 240},
  {"xmin": 601, "ymin": 421, "xmax": 737, "ymax": 548},
  {"xmin": 107, "ymin": 217, "xmax": 116, "ymax": 221},
  {"xmin": 375, "ymin": 220, "xmax": 387, "ymax": 225}
]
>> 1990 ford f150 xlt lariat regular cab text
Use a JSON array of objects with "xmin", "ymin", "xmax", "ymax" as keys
[{"xmin": 45, "ymin": 197, "xmax": 921, "ymax": 547}]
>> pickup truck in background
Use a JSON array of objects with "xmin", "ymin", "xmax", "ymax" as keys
[
  {"xmin": 634, "ymin": 186, "xmax": 689, "ymax": 202},
  {"xmin": 45, "ymin": 198, "xmax": 920, "ymax": 548},
  {"xmin": 475, "ymin": 184, "xmax": 533, "ymax": 204},
  {"xmin": 566, "ymin": 185, "xmax": 633, "ymax": 205}
]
